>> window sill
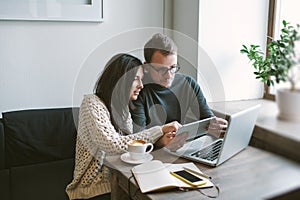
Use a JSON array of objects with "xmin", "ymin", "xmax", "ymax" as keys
[{"xmin": 209, "ymin": 99, "xmax": 300, "ymax": 163}]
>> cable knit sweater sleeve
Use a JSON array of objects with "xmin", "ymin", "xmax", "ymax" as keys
[{"xmin": 82, "ymin": 94, "xmax": 163, "ymax": 155}]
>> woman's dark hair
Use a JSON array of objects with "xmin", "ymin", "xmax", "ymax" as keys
[{"xmin": 94, "ymin": 53, "xmax": 142, "ymax": 134}]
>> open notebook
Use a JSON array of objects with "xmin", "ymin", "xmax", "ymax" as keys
[{"xmin": 131, "ymin": 160, "xmax": 213, "ymax": 193}]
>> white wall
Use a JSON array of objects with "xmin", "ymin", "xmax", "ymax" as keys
[
  {"xmin": 0, "ymin": 0, "xmax": 271, "ymax": 116},
  {"xmin": 0, "ymin": 0, "xmax": 163, "ymax": 116},
  {"xmin": 172, "ymin": 0, "xmax": 199, "ymax": 79},
  {"xmin": 173, "ymin": 0, "xmax": 268, "ymax": 102}
]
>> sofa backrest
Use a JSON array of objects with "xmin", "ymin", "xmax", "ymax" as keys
[{"xmin": 3, "ymin": 107, "xmax": 79, "ymax": 168}]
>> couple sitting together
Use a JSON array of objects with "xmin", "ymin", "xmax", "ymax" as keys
[{"xmin": 65, "ymin": 33, "xmax": 228, "ymax": 200}]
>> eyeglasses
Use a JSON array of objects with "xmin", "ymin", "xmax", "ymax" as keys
[{"xmin": 148, "ymin": 64, "xmax": 180, "ymax": 75}]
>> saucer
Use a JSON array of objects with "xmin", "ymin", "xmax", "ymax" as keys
[{"xmin": 120, "ymin": 152, "xmax": 153, "ymax": 164}]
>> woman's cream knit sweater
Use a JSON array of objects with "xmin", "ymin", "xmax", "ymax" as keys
[{"xmin": 65, "ymin": 94, "xmax": 163, "ymax": 199}]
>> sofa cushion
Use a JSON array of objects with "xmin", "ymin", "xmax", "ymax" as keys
[
  {"xmin": 0, "ymin": 119, "xmax": 5, "ymax": 169},
  {"xmin": 3, "ymin": 107, "xmax": 78, "ymax": 167},
  {"xmin": 0, "ymin": 169, "xmax": 10, "ymax": 200},
  {"xmin": 10, "ymin": 158, "xmax": 74, "ymax": 200}
]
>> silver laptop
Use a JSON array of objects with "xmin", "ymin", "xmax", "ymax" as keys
[{"xmin": 166, "ymin": 104, "xmax": 261, "ymax": 167}]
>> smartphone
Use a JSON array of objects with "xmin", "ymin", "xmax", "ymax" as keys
[{"xmin": 170, "ymin": 170, "xmax": 207, "ymax": 187}]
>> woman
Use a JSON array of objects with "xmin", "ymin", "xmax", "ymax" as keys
[{"xmin": 66, "ymin": 53, "xmax": 181, "ymax": 200}]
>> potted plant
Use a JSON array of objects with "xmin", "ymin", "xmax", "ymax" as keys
[{"xmin": 240, "ymin": 20, "xmax": 300, "ymax": 122}]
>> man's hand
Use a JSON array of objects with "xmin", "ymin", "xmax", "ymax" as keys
[{"xmin": 207, "ymin": 117, "xmax": 228, "ymax": 138}]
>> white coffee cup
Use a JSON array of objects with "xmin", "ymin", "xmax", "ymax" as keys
[{"xmin": 127, "ymin": 139, "xmax": 154, "ymax": 160}]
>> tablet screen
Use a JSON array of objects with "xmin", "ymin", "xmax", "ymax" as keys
[{"xmin": 177, "ymin": 117, "xmax": 213, "ymax": 141}]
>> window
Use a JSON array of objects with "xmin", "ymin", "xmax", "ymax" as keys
[{"xmin": 265, "ymin": 0, "xmax": 300, "ymax": 99}]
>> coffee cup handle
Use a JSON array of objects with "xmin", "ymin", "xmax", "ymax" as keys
[{"xmin": 145, "ymin": 143, "xmax": 154, "ymax": 153}]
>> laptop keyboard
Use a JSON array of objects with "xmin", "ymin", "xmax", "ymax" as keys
[{"xmin": 190, "ymin": 139, "xmax": 223, "ymax": 161}]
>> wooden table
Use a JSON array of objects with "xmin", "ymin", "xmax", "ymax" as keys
[{"xmin": 104, "ymin": 146, "xmax": 300, "ymax": 200}]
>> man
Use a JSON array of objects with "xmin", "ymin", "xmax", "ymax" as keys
[{"xmin": 130, "ymin": 33, "xmax": 227, "ymax": 139}]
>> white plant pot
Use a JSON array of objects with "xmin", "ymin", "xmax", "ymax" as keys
[{"xmin": 276, "ymin": 88, "xmax": 300, "ymax": 122}]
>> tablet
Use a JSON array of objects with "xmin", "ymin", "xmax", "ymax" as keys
[{"xmin": 177, "ymin": 117, "xmax": 213, "ymax": 142}]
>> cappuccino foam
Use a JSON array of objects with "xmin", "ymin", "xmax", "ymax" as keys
[{"xmin": 130, "ymin": 140, "xmax": 146, "ymax": 146}]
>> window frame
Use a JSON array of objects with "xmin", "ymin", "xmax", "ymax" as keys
[{"xmin": 264, "ymin": 0, "xmax": 277, "ymax": 101}]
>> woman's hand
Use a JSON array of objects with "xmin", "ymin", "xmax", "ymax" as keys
[
  {"xmin": 165, "ymin": 132, "xmax": 188, "ymax": 152},
  {"xmin": 161, "ymin": 121, "xmax": 182, "ymax": 136},
  {"xmin": 155, "ymin": 121, "xmax": 182, "ymax": 148}
]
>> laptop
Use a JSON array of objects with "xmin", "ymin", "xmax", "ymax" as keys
[{"xmin": 166, "ymin": 104, "xmax": 261, "ymax": 167}]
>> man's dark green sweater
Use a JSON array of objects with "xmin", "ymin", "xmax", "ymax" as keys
[{"xmin": 130, "ymin": 73, "xmax": 214, "ymax": 132}]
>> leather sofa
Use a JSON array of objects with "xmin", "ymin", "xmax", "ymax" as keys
[{"xmin": 0, "ymin": 107, "xmax": 79, "ymax": 200}]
